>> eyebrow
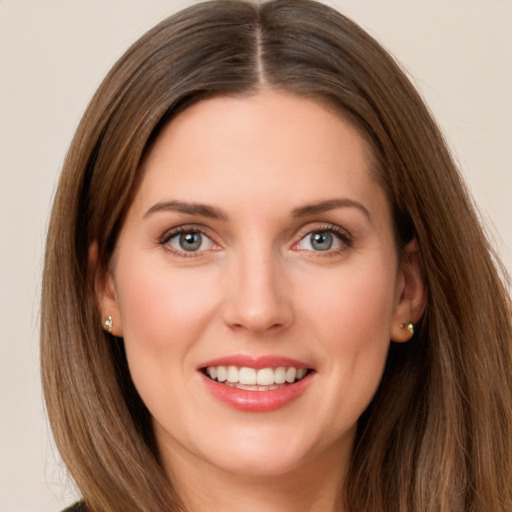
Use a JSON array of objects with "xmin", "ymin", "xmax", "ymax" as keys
[
  {"xmin": 144, "ymin": 200, "xmax": 228, "ymax": 220},
  {"xmin": 291, "ymin": 198, "xmax": 372, "ymax": 223},
  {"xmin": 144, "ymin": 197, "xmax": 371, "ymax": 223}
]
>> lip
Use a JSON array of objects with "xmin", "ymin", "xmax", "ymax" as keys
[
  {"xmin": 198, "ymin": 354, "xmax": 315, "ymax": 412},
  {"xmin": 199, "ymin": 354, "xmax": 311, "ymax": 370}
]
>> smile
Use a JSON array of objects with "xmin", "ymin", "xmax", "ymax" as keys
[
  {"xmin": 199, "ymin": 357, "xmax": 315, "ymax": 412},
  {"xmin": 204, "ymin": 366, "xmax": 310, "ymax": 391}
]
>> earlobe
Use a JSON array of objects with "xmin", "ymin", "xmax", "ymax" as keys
[
  {"xmin": 103, "ymin": 315, "xmax": 114, "ymax": 333},
  {"xmin": 89, "ymin": 242, "xmax": 123, "ymax": 337},
  {"xmin": 390, "ymin": 238, "xmax": 426, "ymax": 343}
]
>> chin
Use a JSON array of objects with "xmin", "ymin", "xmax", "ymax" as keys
[
  {"xmin": 211, "ymin": 451, "xmax": 309, "ymax": 479},
  {"xmin": 193, "ymin": 424, "xmax": 342, "ymax": 479}
]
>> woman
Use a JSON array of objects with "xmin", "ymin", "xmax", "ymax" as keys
[{"xmin": 41, "ymin": 1, "xmax": 512, "ymax": 511}]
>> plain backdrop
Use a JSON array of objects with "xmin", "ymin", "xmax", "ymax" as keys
[{"xmin": 1, "ymin": 1, "xmax": 511, "ymax": 511}]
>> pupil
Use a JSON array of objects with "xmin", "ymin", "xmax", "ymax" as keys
[
  {"xmin": 180, "ymin": 232, "xmax": 202, "ymax": 251},
  {"xmin": 311, "ymin": 232, "xmax": 332, "ymax": 251}
]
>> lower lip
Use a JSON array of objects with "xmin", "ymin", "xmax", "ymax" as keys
[{"xmin": 200, "ymin": 372, "xmax": 314, "ymax": 412}]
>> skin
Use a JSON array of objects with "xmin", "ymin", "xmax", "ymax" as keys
[{"xmin": 99, "ymin": 90, "xmax": 425, "ymax": 511}]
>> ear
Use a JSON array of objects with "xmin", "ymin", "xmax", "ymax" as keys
[
  {"xmin": 89, "ymin": 242, "xmax": 123, "ymax": 337},
  {"xmin": 390, "ymin": 238, "xmax": 426, "ymax": 342}
]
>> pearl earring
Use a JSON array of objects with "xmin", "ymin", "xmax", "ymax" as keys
[
  {"xmin": 103, "ymin": 315, "xmax": 113, "ymax": 333},
  {"xmin": 400, "ymin": 321, "xmax": 414, "ymax": 337}
]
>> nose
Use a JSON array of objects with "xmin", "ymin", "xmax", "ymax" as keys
[{"xmin": 222, "ymin": 247, "xmax": 294, "ymax": 335}]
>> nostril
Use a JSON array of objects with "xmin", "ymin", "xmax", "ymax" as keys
[
  {"xmin": 223, "ymin": 305, "xmax": 294, "ymax": 334},
  {"xmin": 221, "ymin": 271, "xmax": 295, "ymax": 333}
]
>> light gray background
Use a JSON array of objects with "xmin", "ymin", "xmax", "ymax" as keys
[{"xmin": 1, "ymin": 1, "xmax": 511, "ymax": 511}]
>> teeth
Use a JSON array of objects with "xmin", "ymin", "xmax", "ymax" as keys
[
  {"xmin": 257, "ymin": 368, "xmax": 275, "ymax": 385},
  {"xmin": 204, "ymin": 365, "xmax": 309, "ymax": 386},
  {"xmin": 227, "ymin": 365, "xmax": 238, "ymax": 383},
  {"xmin": 216, "ymin": 366, "xmax": 227, "ymax": 382},
  {"xmin": 296, "ymin": 368, "xmax": 307, "ymax": 379},
  {"xmin": 274, "ymin": 367, "xmax": 286, "ymax": 384},
  {"xmin": 206, "ymin": 367, "xmax": 217, "ymax": 380},
  {"xmin": 239, "ymin": 367, "xmax": 257, "ymax": 385},
  {"xmin": 285, "ymin": 367, "xmax": 296, "ymax": 383}
]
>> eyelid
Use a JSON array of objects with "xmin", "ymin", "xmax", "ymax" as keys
[
  {"xmin": 294, "ymin": 221, "xmax": 351, "ymax": 238},
  {"xmin": 158, "ymin": 224, "xmax": 221, "ymax": 256},
  {"xmin": 291, "ymin": 222, "xmax": 353, "ymax": 252},
  {"xmin": 157, "ymin": 222, "xmax": 352, "ymax": 256}
]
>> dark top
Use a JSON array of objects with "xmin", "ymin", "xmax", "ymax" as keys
[{"xmin": 62, "ymin": 502, "xmax": 86, "ymax": 512}]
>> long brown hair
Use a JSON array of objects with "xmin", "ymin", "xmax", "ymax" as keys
[{"xmin": 41, "ymin": 1, "xmax": 512, "ymax": 511}]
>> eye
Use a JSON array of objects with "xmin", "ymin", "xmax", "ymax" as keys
[
  {"xmin": 161, "ymin": 228, "xmax": 217, "ymax": 255},
  {"xmin": 305, "ymin": 231, "xmax": 334, "ymax": 251},
  {"xmin": 294, "ymin": 228, "xmax": 350, "ymax": 253}
]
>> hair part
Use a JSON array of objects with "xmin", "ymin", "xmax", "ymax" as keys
[{"xmin": 41, "ymin": 1, "xmax": 512, "ymax": 511}]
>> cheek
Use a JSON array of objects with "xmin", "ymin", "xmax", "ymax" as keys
[
  {"xmin": 297, "ymin": 260, "xmax": 396, "ymax": 416},
  {"xmin": 114, "ymin": 258, "xmax": 220, "ymax": 365},
  {"xmin": 113, "ymin": 258, "xmax": 224, "ymax": 428},
  {"xmin": 300, "ymin": 257, "xmax": 396, "ymax": 343}
]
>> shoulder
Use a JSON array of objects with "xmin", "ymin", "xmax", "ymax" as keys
[{"xmin": 61, "ymin": 502, "xmax": 87, "ymax": 512}]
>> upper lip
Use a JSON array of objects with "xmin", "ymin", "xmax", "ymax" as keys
[{"xmin": 199, "ymin": 354, "xmax": 313, "ymax": 370}]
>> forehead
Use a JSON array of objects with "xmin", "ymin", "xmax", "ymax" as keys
[{"xmin": 132, "ymin": 90, "xmax": 389, "ymax": 225}]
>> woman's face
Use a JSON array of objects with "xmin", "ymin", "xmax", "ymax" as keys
[{"xmin": 100, "ymin": 90, "xmax": 421, "ymax": 481}]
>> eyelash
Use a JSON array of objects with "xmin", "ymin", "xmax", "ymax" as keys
[
  {"xmin": 293, "ymin": 223, "xmax": 353, "ymax": 256},
  {"xmin": 157, "ymin": 223, "xmax": 353, "ymax": 258},
  {"xmin": 157, "ymin": 225, "xmax": 217, "ymax": 258}
]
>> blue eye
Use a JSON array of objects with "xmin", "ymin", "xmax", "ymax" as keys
[
  {"xmin": 309, "ymin": 232, "xmax": 333, "ymax": 251},
  {"xmin": 296, "ymin": 229, "xmax": 347, "ymax": 252},
  {"xmin": 165, "ymin": 230, "xmax": 215, "ymax": 253}
]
